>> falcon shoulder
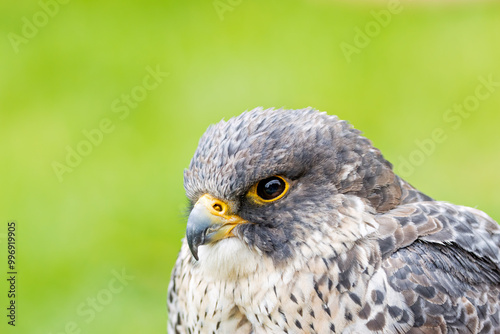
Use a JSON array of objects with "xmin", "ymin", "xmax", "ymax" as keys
[{"xmin": 376, "ymin": 201, "xmax": 500, "ymax": 333}]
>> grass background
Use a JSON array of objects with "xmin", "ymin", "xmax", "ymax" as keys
[{"xmin": 1, "ymin": 0, "xmax": 499, "ymax": 333}]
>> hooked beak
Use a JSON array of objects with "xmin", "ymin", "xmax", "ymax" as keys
[{"xmin": 186, "ymin": 194, "xmax": 247, "ymax": 260}]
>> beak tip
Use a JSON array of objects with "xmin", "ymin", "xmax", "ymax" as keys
[
  {"xmin": 189, "ymin": 243, "xmax": 199, "ymax": 261},
  {"xmin": 185, "ymin": 194, "xmax": 242, "ymax": 262},
  {"xmin": 186, "ymin": 228, "xmax": 202, "ymax": 261},
  {"xmin": 186, "ymin": 201, "xmax": 212, "ymax": 261}
]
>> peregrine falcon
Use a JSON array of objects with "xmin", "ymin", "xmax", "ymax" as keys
[{"xmin": 167, "ymin": 107, "xmax": 500, "ymax": 333}]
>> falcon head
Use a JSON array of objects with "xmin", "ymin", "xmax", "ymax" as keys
[{"xmin": 184, "ymin": 107, "xmax": 401, "ymax": 267}]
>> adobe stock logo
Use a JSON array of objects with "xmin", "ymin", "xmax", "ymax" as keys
[
  {"xmin": 7, "ymin": 0, "xmax": 71, "ymax": 54},
  {"xmin": 397, "ymin": 75, "xmax": 499, "ymax": 178},
  {"xmin": 47, "ymin": 268, "xmax": 134, "ymax": 334},
  {"xmin": 51, "ymin": 65, "xmax": 169, "ymax": 183},
  {"xmin": 340, "ymin": 0, "xmax": 407, "ymax": 63},
  {"xmin": 213, "ymin": 0, "xmax": 243, "ymax": 21}
]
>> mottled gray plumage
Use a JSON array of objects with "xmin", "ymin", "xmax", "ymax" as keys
[{"xmin": 168, "ymin": 107, "xmax": 500, "ymax": 333}]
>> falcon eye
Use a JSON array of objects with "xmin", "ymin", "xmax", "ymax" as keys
[{"xmin": 249, "ymin": 176, "xmax": 289, "ymax": 203}]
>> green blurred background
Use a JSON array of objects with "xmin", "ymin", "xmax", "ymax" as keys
[{"xmin": 1, "ymin": 0, "xmax": 499, "ymax": 333}]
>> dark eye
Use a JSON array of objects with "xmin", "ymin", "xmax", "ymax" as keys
[{"xmin": 256, "ymin": 176, "xmax": 288, "ymax": 201}]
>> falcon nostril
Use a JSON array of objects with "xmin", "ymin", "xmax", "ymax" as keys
[{"xmin": 213, "ymin": 204, "xmax": 223, "ymax": 212}]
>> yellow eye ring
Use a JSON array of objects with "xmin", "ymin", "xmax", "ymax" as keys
[{"xmin": 247, "ymin": 176, "xmax": 290, "ymax": 203}]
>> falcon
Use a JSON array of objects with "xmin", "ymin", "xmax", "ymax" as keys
[{"xmin": 167, "ymin": 107, "xmax": 500, "ymax": 333}]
